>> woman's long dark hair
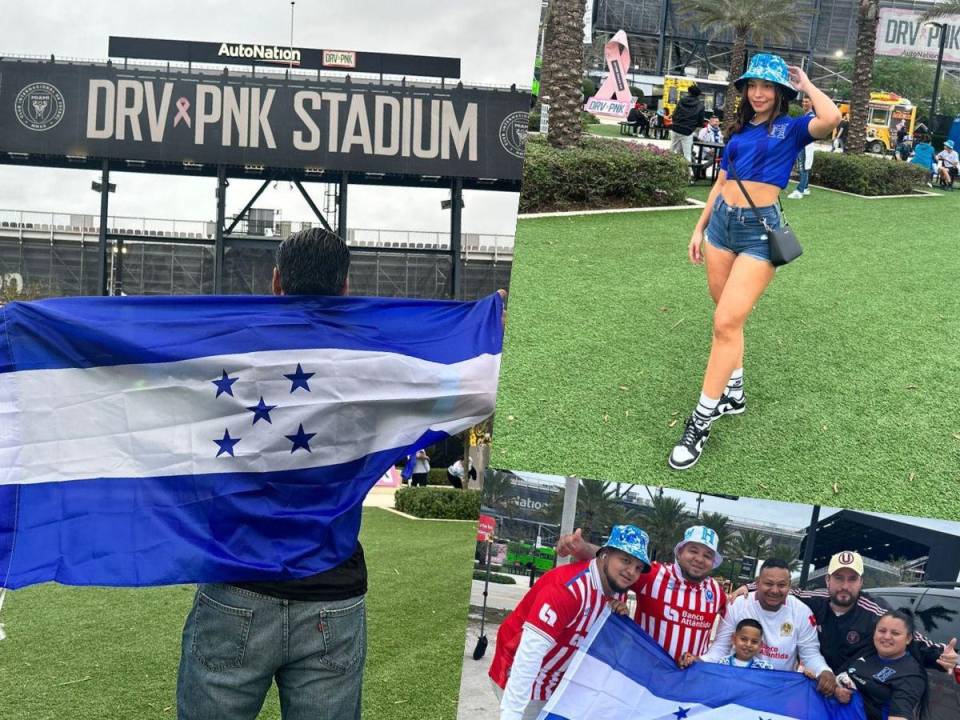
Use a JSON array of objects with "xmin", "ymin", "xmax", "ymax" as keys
[
  {"xmin": 878, "ymin": 609, "xmax": 929, "ymax": 720},
  {"xmin": 724, "ymin": 81, "xmax": 791, "ymax": 141}
]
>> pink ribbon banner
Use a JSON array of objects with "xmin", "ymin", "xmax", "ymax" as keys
[{"xmin": 584, "ymin": 30, "xmax": 634, "ymax": 118}]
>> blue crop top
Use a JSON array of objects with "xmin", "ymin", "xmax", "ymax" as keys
[{"xmin": 720, "ymin": 114, "xmax": 814, "ymax": 188}]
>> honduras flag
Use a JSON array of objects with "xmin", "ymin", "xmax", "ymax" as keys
[
  {"xmin": 0, "ymin": 293, "xmax": 502, "ymax": 589},
  {"xmin": 540, "ymin": 612, "xmax": 866, "ymax": 720}
]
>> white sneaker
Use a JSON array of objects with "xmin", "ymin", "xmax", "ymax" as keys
[
  {"xmin": 787, "ymin": 190, "xmax": 803, "ymax": 199},
  {"xmin": 802, "ymin": 188, "xmax": 811, "ymax": 195}
]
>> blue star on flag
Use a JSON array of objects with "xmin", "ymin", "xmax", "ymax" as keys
[
  {"xmin": 285, "ymin": 423, "xmax": 316, "ymax": 453},
  {"xmin": 673, "ymin": 709, "xmax": 691, "ymax": 719},
  {"xmin": 246, "ymin": 397, "xmax": 277, "ymax": 425},
  {"xmin": 212, "ymin": 369, "xmax": 239, "ymax": 397},
  {"xmin": 284, "ymin": 363, "xmax": 314, "ymax": 393},
  {"xmin": 214, "ymin": 429, "xmax": 240, "ymax": 457}
]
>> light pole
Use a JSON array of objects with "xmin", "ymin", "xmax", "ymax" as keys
[{"xmin": 929, "ymin": 22, "xmax": 948, "ymax": 122}]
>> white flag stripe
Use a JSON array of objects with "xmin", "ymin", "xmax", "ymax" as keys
[
  {"xmin": 539, "ymin": 653, "xmax": 803, "ymax": 720},
  {"xmin": 0, "ymin": 348, "xmax": 499, "ymax": 485}
]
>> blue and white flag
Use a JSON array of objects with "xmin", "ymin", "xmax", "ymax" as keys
[
  {"xmin": 540, "ymin": 612, "xmax": 866, "ymax": 720},
  {"xmin": 0, "ymin": 293, "xmax": 502, "ymax": 589}
]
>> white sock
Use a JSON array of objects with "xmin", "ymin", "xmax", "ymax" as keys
[
  {"xmin": 727, "ymin": 368, "xmax": 744, "ymax": 401},
  {"xmin": 694, "ymin": 392, "xmax": 720, "ymax": 425}
]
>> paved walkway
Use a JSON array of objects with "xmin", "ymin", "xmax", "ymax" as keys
[{"xmin": 362, "ymin": 485, "xmax": 398, "ymax": 508}]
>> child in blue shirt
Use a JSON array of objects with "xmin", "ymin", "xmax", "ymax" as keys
[{"xmin": 911, "ymin": 137, "xmax": 936, "ymax": 186}]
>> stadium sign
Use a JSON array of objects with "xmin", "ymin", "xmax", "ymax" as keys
[
  {"xmin": 876, "ymin": 8, "xmax": 960, "ymax": 63},
  {"xmin": 108, "ymin": 37, "xmax": 459, "ymax": 78},
  {"xmin": 0, "ymin": 60, "xmax": 527, "ymax": 180}
]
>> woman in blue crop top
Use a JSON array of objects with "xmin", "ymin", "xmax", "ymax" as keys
[{"xmin": 668, "ymin": 53, "xmax": 841, "ymax": 471}]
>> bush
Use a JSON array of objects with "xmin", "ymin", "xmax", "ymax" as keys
[
  {"xmin": 472, "ymin": 569, "xmax": 516, "ymax": 584},
  {"xmin": 394, "ymin": 486, "xmax": 481, "ymax": 520},
  {"xmin": 580, "ymin": 111, "xmax": 600, "ymax": 125},
  {"xmin": 582, "ymin": 77, "xmax": 597, "ymax": 99},
  {"xmin": 528, "ymin": 109, "xmax": 541, "ymax": 131},
  {"xmin": 810, "ymin": 152, "xmax": 929, "ymax": 196},
  {"xmin": 519, "ymin": 134, "xmax": 689, "ymax": 212},
  {"xmin": 427, "ymin": 467, "xmax": 451, "ymax": 485}
]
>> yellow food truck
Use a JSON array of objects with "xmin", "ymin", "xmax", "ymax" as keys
[
  {"xmin": 661, "ymin": 75, "xmax": 729, "ymax": 116},
  {"xmin": 838, "ymin": 92, "xmax": 917, "ymax": 154}
]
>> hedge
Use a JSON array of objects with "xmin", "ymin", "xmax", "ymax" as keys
[
  {"xmin": 472, "ymin": 569, "xmax": 517, "ymax": 584},
  {"xmin": 394, "ymin": 486, "xmax": 481, "ymax": 520},
  {"xmin": 810, "ymin": 152, "xmax": 929, "ymax": 196},
  {"xmin": 528, "ymin": 110, "xmax": 601, "ymax": 132},
  {"xmin": 519, "ymin": 134, "xmax": 689, "ymax": 212}
]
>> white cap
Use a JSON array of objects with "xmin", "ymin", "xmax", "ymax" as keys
[
  {"xmin": 828, "ymin": 551, "xmax": 864, "ymax": 576},
  {"xmin": 674, "ymin": 525, "xmax": 723, "ymax": 569}
]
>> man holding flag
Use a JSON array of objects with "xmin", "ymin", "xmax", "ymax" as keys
[
  {"xmin": 0, "ymin": 226, "xmax": 504, "ymax": 719},
  {"xmin": 489, "ymin": 525, "xmax": 651, "ymax": 720}
]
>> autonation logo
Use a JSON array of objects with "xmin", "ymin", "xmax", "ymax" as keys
[{"xmin": 217, "ymin": 43, "xmax": 301, "ymax": 65}]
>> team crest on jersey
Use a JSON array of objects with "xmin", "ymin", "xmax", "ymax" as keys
[
  {"xmin": 846, "ymin": 630, "xmax": 860, "ymax": 644},
  {"xmin": 780, "ymin": 622, "xmax": 793, "ymax": 636},
  {"xmin": 705, "ymin": 589, "xmax": 714, "ymax": 602},
  {"xmin": 873, "ymin": 666, "xmax": 897, "ymax": 683},
  {"xmin": 768, "ymin": 121, "xmax": 788, "ymax": 140}
]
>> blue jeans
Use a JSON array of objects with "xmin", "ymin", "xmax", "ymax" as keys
[
  {"xmin": 704, "ymin": 196, "xmax": 781, "ymax": 263},
  {"xmin": 177, "ymin": 584, "xmax": 366, "ymax": 720},
  {"xmin": 797, "ymin": 168, "xmax": 810, "ymax": 193}
]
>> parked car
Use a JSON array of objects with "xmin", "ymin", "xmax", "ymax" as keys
[{"xmin": 868, "ymin": 583, "xmax": 960, "ymax": 720}]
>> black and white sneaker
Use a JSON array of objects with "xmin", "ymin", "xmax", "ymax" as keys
[
  {"xmin": 713, "ymin": 393, "xmax": 746, "ymax": 418},
  {"xmin": 668, "ymin": 416, "xmax": 710, "ymax": 470}
]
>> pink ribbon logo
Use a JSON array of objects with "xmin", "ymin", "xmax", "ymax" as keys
[
  {"xmin": 173, "ymin": 97, "xmax": 191, "ymax": 128},
  {"xmin": 594, "ymin": 30, "xmax": 633, "ymax": 105}
]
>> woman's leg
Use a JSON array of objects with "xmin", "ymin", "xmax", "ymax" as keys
[
  {"xmin": 704, "ymin": 241, "xmax": 745, "ymax": 401},
  {"xmin": 701, "ymin": 255, "xmax": 775, "ymax": 400}
]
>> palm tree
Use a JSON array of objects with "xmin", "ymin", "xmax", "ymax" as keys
[
  {"xmin": 766, "ymin": 543, "xmax": 802, "ymax": 572},
  {"xmin": 848, "ymin": 0, "xmax": 882, "ymax": 154},
  {"xmin": 481, "ymin": 469, "xmax": 516, "ymax": 512},
  {"xmin": 730, "ymin": 528, "xmax": 770, "ymax": 572},
  {"xmin": 541, "ymin": 478, "xmax": 621, "ymax": 542},
  {"xmin": 541, "ymin": 0, "xmax": 588, "ymax": 148},
  {"xmin": 921, "ymin": 1, "xmax": 960, "ymax": 20},
  {"xmin": 641, "ymin": 495, "xmax": 691, "ymax": 564},
  {"xmin": 676, "ymin": 0, "xmax": 802, "ymax": 123}
]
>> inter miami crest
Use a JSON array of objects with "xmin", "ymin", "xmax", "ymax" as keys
[
  {"xmin": 15, "ymin": 82, "xmax": 66, "ymax": 131},
  {"xmin": 498, "ymin": 111, "xmax": 528, "ymax": 159}
]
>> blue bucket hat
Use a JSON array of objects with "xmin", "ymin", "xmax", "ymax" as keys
[
  {"xmin": 602, "ymin": 524, "xmax": 651, "ymax": 571},
  {"xmin": 735, "ymin": 53, "xmax": 798, "ymax": 100},
  {"xmin": 946, "ymin": 140, "xmax": 955, "ymax": 149}
]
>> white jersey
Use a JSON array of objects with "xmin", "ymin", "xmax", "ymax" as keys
[{"xmin": 701, "ymin": 592, "xmax": 829, "ymax": 677}]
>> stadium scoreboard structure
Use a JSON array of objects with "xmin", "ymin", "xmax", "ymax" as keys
[{"xmin": 0, "ymin": 37, "xmax": 529, "ymax": 296}]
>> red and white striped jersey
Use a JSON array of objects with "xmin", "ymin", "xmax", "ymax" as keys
[
  {"xmin": 489, "ymin": 559, "xmax": 622, "ymax": 701},
  {"xmin": 632, "ymin": 561, "xmax": 727, "ymax": 663}
]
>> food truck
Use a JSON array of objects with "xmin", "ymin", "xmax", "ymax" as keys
[
  {"xmin": 662, "ymin": 75, "xmax": 729, "ymax": 116},
  {"xmin": 838, "ymin": 92, "xmax": 917, "ymax": 153}
]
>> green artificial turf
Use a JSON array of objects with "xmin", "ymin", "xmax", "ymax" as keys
[
  {"xmin": 495, "ymin": 185, "xmax": 960, "ymax": 519},
  {"xmin": 0, "ymin": 508, "xmax": 475, "ymax": 720}
]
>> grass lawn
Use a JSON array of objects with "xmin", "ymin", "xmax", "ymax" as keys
[
  {"xmin": 0, "ymin": 508, "xmax": 476, "ymax": 720},
  {"xmin": 495, "ymin": 184, "xmax": 960, "ymax": 519}
]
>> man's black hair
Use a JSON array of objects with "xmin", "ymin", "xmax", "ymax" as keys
[
  {"xmin": 759, "ymin": 558, "xmax": 790, "ymax": 573},
  {"xmin": 736, "ymin": 618, "xmax": 763, "ymax": 634},
  {"xmin": 687, "ymin": 84, "xmax": 701, "ymax": 97},
  {"xmin": 275, "ymin": 226, "xmax": 350, "ymax": 296}
]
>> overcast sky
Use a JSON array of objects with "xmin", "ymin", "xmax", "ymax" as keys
[
  {"xmin": 512, "ymin": 471, "xmax": 960, "ymax": 537},
  {"xmin": 0, "ymin": 0, "xmax": 541, "ymax": 233}
]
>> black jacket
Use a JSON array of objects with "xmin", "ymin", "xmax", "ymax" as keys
[{"xmin": 670, "ymin": 94, "xmax": 705, "ymax": 136}]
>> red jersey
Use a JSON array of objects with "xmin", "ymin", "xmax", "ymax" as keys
[
  {"xmin": 632, "ymin": 561, "xmax": 726, "ymax": 663},
  {"xmin": 489, "ymin": 559, "xmax": 621, "ymax": 701}
]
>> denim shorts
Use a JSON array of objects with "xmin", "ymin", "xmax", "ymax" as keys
[{"xmin": 704, "ymin": 196, "xmax": 782, "ymax": 263}]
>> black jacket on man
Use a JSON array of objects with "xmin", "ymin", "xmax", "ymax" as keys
[
  {"xmin": 670, "ymin": 94, "xmax": 705, "ymax": 136},
  {"xmin": 795, "ymin": 588, "xmax": 946, "ymax": 673}
]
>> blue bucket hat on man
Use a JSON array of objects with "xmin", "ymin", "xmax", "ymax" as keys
[
  {"xmin": 602, "ymin": 524, "xmax": 651, "ymax": 572},
  {"xmin": 735, "ymin": 53, "xmax": 798, "ymax": 100},
  {"xmin": 673, "ymin": 525, "xmax": 723, "ymax": 569}
]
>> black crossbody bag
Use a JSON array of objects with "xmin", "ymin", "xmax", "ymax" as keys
[{"xmin": 726, "ymin": 161, "xmax": 803, "ymax": 267}]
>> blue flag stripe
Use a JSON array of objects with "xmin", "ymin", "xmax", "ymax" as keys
[
  {"xmin": 0, "ymin": 429, "xmax": 449, "ymax": 589},
  {"xmin": 0, "ymin": 293, "xmax": 503, "ymax": 373},
  {"xmin": 578, "ymin": 614, "xmax": 865, "ymax": 719}
]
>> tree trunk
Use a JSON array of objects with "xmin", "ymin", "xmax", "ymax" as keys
[
  {"xmin": 848, "ymin": 0, "xmax": 880, "ymax": 155},
  {"xmin": 543, "ymin": 0, "xmax": 587, "ymax": 149},
  {"xmin": 723, "ymin": 34, "xmax": 748, "ymax": 126}
]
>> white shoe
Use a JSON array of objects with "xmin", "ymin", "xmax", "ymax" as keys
[
  {"xmin": 802, "ymin": 189, "xmax": 811, "ymax": 195},
  {"xmin": 787, "ymin": 190, "xmax": 803, "ymax": 199}
]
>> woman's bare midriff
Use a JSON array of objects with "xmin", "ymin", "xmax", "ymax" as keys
[{"xmin": 721, "ymin": 179, "xmax": 781, "ymax": 208}]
